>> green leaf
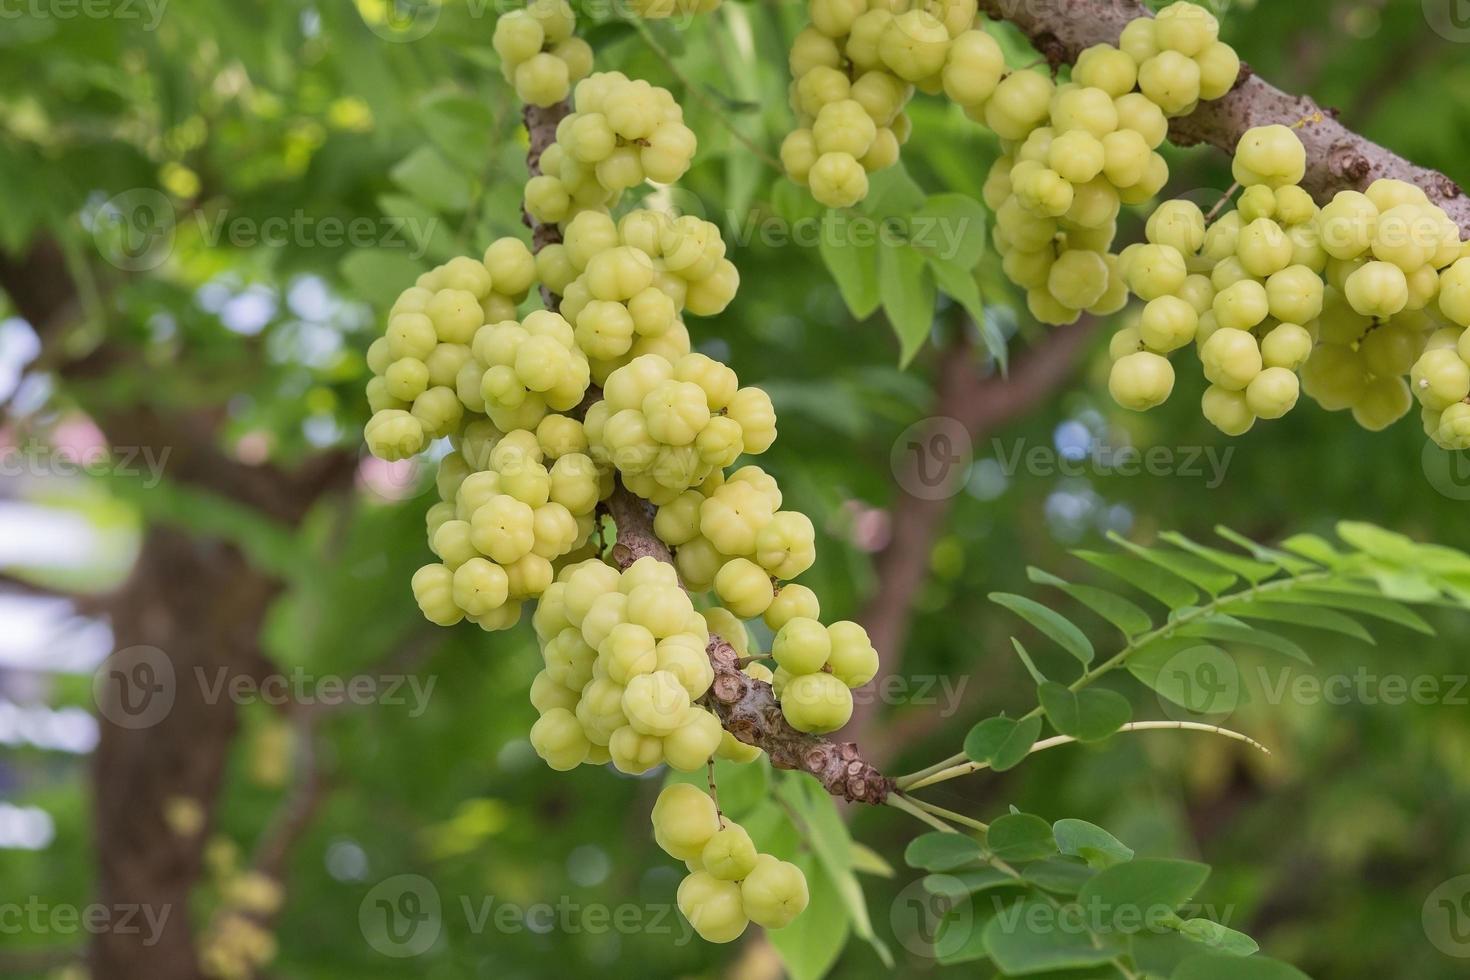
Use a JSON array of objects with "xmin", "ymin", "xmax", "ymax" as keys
[
  {"xmin": 1077, "ymin": 859, "xmax": 1211, "ymax": 934},
  {"xmin": 1335, "ymin": 521, "xmax": 1421, "ymax": 564},
  {"xmin": 1226, "ymin": 599, "xmax": 1374, "ymax": 644},
  {"xmin": 389, "ymin": 145, "xmax": 471, "ymax": 213},
  {"xmin": 1028, "ymin": 568, "xmax": 1155, "ymax": 638},
  {"xmin": 1023, "ymin": 857, "xmax": 1097, "ymax": 895},
  {"xmin": 879, "ymin": 244, "xmax": 936, "ymax": 366},
  {"xmin": 1175, "ymin": 616, "xmax": 1312, "ymax": 664},
  {"xmin": 775, "ymin": 775, "xmax": 893, "ymax": 967},
  {"xmin": 767, "ymin": 853, "xmax": 851, "ymax": 980},
  {"xmin": 928, "ymin": 255, "xmax": 1007, "ymax": 369},
  {"xmin": 1272, "ymin": 588, "xmax": 1433, "ymax": 634},
  {"xmin": 418, "ymin": 92, "xmax": 494, "ymax": 172},
  {"xmin": 1280, "ymin": 533, "xmax": 1350, "ymax": 568},
  {"xmin": 1108, "ymin": 532, "xmax": 1238, "ymax": 596},
  {"xmin": 1127, "ymin": 641, "xmax": 1239, "ymax": 717},
  {"xmin": 934, "ymin": 896, "xmax": 993, "ymax": 965},
  {"xmin": 1213, "ymin": 526, "xmax": 1319, "ymax": 575},
  {"xmin": 340, "ymin": 249, "xmax": 427, "ymax": 311},
  {"xmin": 1160, "ymin": 532, "xmax": 1279, "ymax": 584},
  {"xmin": 988, "ymin": 813, "xmax": 1058, "ymax": 862},
  {"xmin": 906, "ymin": 832, "xmax": 986, "ymax": 872},
  {"xmin": 991, "ymin": 593, "xmax": 1095, "ymax": 666},
  {"xmin": 1012, "ymin": 638, "xmax": 1050, "ymax": 685},
  {"xmin": 1176, "ymin": 919, "xmax": 1259, "ymax": 956},
  {"xmin": 861, "ymin": 164, "xmax": 926, "ymax": 218},
  {"xmin": 1074, "ymin": 550, "xmax": 1200, "ymax": 609},
  {"xmin": 964, "ymin": 714, "xmax": 1044, "ymax": 771},
  {"xmin": 983, "ymin": 899, "xmax": 1119, "ymax": 974},
  {"xmin": 850, "ymin": 842, "xmax": 895, "ymax": 878},
  {"xmin": 1053, "ymin": 819, "xmax": 1135, "ymax": 869},
  {"xmin": 911, "ymin": 192, "xmax": 988, "ymax": 267},
  {"xmin": 1172, "ymin": 954, "xmax": 1311, "ymax": 979},
  {"xmin": 1038, "ymin": 683, "xmax": 1132, "ymax": 741},
  {"xmin": 923, "ymin": 868, "xmax": 1022, "ymax": 898},
  {"xmin": 819, "ymin": 210, "xmax": 881, "ymax": 319}
]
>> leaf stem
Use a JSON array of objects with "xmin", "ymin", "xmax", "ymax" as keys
[
  {"xmin": 884, "ymin": 792, "xmax": 958, "ymax": 834},
  {"xmin": 904, "ymin": 797, "xmax": 989, "ymax": 833},
  {"xmin": 902, "ymin": 720, "xmax": 1271, "ymax": 791},
  {"xmin": 894, "ymin": 571, "xmax": 1330, "ymax": 789}
]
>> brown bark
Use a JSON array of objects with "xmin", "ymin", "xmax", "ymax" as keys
[
  {"xmin": 88, "ymin": 529, "xmax": 279, "ymax": 980},
  {"xmin": 1, "ymin": 246, "xmax": 355, "ymax": 980},
  {"xmin": 602, "ymin": 483, "xmax": 894, "ymax": 801}
]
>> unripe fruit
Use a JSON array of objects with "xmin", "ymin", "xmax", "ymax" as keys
[
  {"xmin": 1245, "ymin": 367, "xmax": 1300, "ymax": 419},
  {"xmin": 1232, "ymin": 124, "xmax": 1306, "ymax": 189},
  {"xmin": 714, "ymin": 558, "xmax": 775, "ymax": 619},
  {"xmin": 452, "ymin": 558, "xmax": 510, "ymax": 616},
  {"xmin": 1201, "ymin": 384, "xmax": 1256, "ymax": 436},
  {"xmin": 1138, "ymin": 51, "xmax": 1201, "ymax": 116},
  {"xmin": 677, "ymin": 871, "xmax": 748, "ymax": 944},
  {"xmin": 1138, "ymin": 295, "xmax": 1199, "ymax": 353},
  {"xmin": 664, "ymin": 709, "xmax": 724, "ymax": 771},
  {"xmin": 1344, "ymin": 261, "xmax": 1410, "ymax": 318},
  {"xmin": 530, "ymin": 708, "xmax": 590, "ymax": 771},
  {"xmin": 1352, "ymin": 376, "xmax": 1413, "ymax": 431},
  {"xmin": 1109, "ymin": 351, "xmax": 1175, "ymax": 411},
  {"xmin": 622, "ymin": 670, "xmax": 691, "ymax": 736},
  {"xmin": 702, "ymin": 825, "xmax": 759, "ymax": 881},
  {"xmin": 808, "ymin": 152, "xmax": 869, "ymax": 208},
  {"xmin": 412, "ymin": 563, "xmax": 462, "ymax": 626},
  {"xmin": 827, "ymin": 620, "xmax": 879, "ymax": 687},
  {"xmin": 781, "ymin": 671, "xmax": 853, "ymax": 733},
  {"xmin": 741, "ymin": 855, "xmax": 810, "ymax": 929},
  {"xmin": 943, "ymin": 29, "xmax": 1005, "ymax": 105},
  {"xmin": 772, "ymin": 617, "xmax": 831, "ymax": 675},
  {"xmin": 1411, "ymin": 348, "xmax": 1470, "ymax": 409},
  {"xmin": 1261, "ymin": 323, "xmax": 1314, "ymax": 371},
  {"xmin": 765, "ymin": 584, "xmax": 821, "ymax": 631},
  {"xmin": 1200, "ymin": 328, "xmax": 1263, "ymax": 391}
]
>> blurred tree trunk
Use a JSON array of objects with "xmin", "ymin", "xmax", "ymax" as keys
[
  {"xmin": 90, "ymin": 529, "xmax": 278, "ymax": 980},
  {"xmin": 2, "ymin": 243, "xmax": 352, "ymax": 979}
]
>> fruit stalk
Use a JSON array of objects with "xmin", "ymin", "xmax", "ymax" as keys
[{"xmin": 521, "ymin": 108, "xmax": 893, "ymax": 803}]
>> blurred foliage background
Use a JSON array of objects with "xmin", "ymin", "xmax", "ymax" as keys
[{"xmin": 2, "ymin": 0, "xmax": 1470, "ymax": 978}]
